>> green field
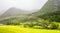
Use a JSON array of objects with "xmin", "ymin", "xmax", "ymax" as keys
[{"xmin": 0, "ymin": 25, "xmax": 60, "ymax": 33}]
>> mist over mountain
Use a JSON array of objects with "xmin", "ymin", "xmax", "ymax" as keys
[{"xmin": 0, "ymin": 7, "xmax": 34, "ymax": 18}]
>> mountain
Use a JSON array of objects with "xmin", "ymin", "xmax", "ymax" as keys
[
  {"xmin": 33, "ymin": 0, "xmax": 58, "ymax": 16},
  {"xmin": 0, "ymin": 7, "xmax": 33, "ymax": 18},
  {"xmin": 32, "ymin": 0, "xmax": 60, "ymax": 22}
]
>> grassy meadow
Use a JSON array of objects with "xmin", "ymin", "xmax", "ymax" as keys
[{"xmin": 0, "ymin": 25, "xmax": 60, "ymax": 33}]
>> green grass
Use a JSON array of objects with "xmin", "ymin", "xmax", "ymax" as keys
[{"xmin": 0, "ymin": 25, "xmax": 60, "ymax": 33}]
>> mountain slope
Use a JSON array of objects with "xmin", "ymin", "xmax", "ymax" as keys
[
  {"xmin": 32, "ymin": 0, "xmax": 60, "ymax": 22},
  {"xmin": 33, "ymin": 0, "xmax": 58, "ymax": 16}
]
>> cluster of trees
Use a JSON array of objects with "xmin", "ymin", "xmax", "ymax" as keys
[
  {"xmin": 22, "ymin": 21, "xmax": 59, "ymax": 29},
  {"xmin": 37, "ymin": 11, "xmax": 60, "ymax": 22}
]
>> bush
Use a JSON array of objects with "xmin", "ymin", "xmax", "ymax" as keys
[
  {"xmin": 47, "ymin": 22, "xmax": 59, "ymax": 29},
  {"xmin": 24, "ymin": 24, "xmax": 34, "ymax": 28}
]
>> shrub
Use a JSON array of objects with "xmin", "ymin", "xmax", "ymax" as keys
[
  {"xmin": 47, "ymin": 22, "xmax": 59, "ymax": 29},
  {"xmin": 24, "ymin": 24, "xmax": 34, "ymax": 28}
]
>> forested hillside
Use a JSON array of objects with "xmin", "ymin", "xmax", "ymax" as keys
[{"xmin": 32, "ymin": 0, "xmax": 60, "ymax": 22}]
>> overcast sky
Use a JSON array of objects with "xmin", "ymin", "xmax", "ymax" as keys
[{"xmin": 0, "ymin": 0, "xmax": 48, "ymax": 15}]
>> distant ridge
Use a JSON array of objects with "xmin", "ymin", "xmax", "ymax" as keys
[{"xmin": 0, "ymin": 7, "xmax": 33, "ymax": 18}]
